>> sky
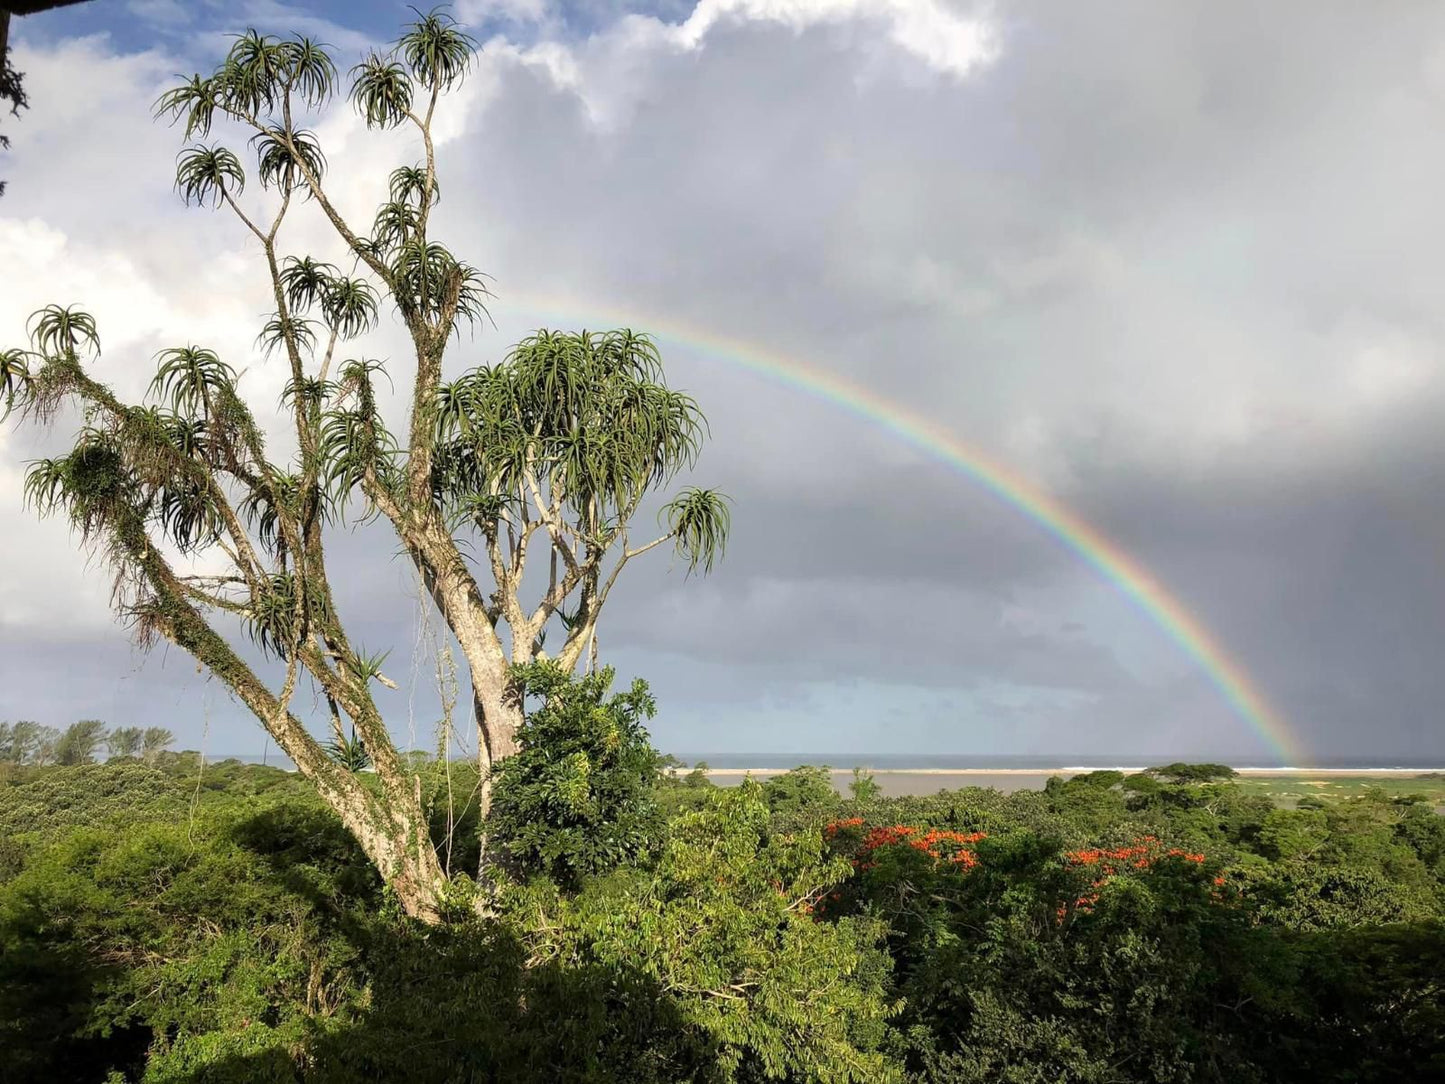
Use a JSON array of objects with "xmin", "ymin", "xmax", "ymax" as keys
[{"xmin": 2, "ymin": 0, "xmax": 1444, "ymax": 765}]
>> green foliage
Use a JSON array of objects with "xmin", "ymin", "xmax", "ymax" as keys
[
  {"xmin": 761, "ymin": 765, "xmax": 839, "ymax": 817},
  {"xmin": 54, "ymin": 719, "xmax": 108, "ymax": 766},
  {"xmin": 141, "ymin": 727, "xmax": 174, "ymax": 762},
  {"xmin": 849, "ymin": 768, "xmax": 882, "ymax": 803},
  {"xmin": 1147, "ymin": 762, "xmax": 1238, "ymax": 784},
  {"xmin": 103, "ymin": 727, "xmax": 144, "ymax": 760},
  {"xmin": 2, "ymin": 756, "xmax": 1444, "ymax": 1082},
  {"xmin": 488, "ymin": 663, "xmax": 664, "ymax": 886},
  {"xmin": 0, "ymin": 762, "xmax": 184, "ymax": 840},
  {"xmin": 511, "ymin": 782, "xmax": 902, "ymax": 1082}
]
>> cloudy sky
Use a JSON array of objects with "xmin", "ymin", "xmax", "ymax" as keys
[{"xmin": 3, "ymin": 0, "xmax": 1444, "ymax": 765}]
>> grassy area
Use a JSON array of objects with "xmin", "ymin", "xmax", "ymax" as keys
[{"xmin": 1236, "ymin": 773, "xmax": 1445, "ymax": 807}]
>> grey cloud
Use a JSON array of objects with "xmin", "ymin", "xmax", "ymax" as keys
[{"xmin": 6, "ymin": 1, "xmax": 1445, "ymax": 759}]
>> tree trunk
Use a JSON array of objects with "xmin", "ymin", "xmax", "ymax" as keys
[{"xmin": 472, "ymin": 682, "xmax": 523, "ymax": 885}]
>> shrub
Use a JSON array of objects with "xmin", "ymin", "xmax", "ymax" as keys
[{"xmin": 488, "ymin": 663, "xmax": 665, "ymax": 886}]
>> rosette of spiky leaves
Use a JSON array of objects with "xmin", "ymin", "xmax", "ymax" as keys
[
  {"xmin": 23, "ymin": 427, "xmax": 137, "ymax": 544},
  {"xmin": 433, "ymin": 331, "xmax": 724, "ymax": 568},
  {"xmin": 147, "ymin": 346, "xmax": 265, "ymax": 475},
  {"xmin": 389, "ymin": 237, "xmax": 490, "ymax": 329},
  {"xmin": 156, "ymin": 32, "xmax": 337, "ymax": 135},
  {"xmin": 326, "ymin": 731, "xmax": 372, "ymax": 772},
  {"xmin": 149, "ymin": 346, "xmax": 235, "ymax": 418},
  {"xmin": 278, "ymin": 256, "xmax": 338, "ymax": 313},
  {"xmin": 349, "ymin": 54, "xmax": 412, "ymax": 129},
  {"xmin": 245, "ymin": 572, "xmax": 303, "ymax": 658},
  {"xmin": 1, "ymin": 348, "xmax": 33, "ymax": 419},
  {"xmin": 174, "ymin": 144, "xmax": 245, "ymax": 208},
  {"xmin": 661, "ymin": 487, "xmax": 731, "ymax": 575},
  {"xmin": 256, "ymin": 314, "xmax": 318, "ymax": 361},
  {"xmin": 321, "ymin": 358, "xmax": 400, "ymax": 517},
  {"xmin": 321, "ymin": 276, "xmax": 380, "ymax": 340},
  {"xmin": 27, "ymin": 305, "xmax": 100, "ymax": 360},
  {"xmin": 238, "ymin": 468, "xmax": 304, "ymax": 560},
  {"xmin": 251, "ymin": 124, "xmax": 327, "ymax": 195},
  {"xmin": 398, "ymin": 8, "xmax": 476, "ymax": 92},
  {"xmin": 389, "ymin": 163, "xmax": 439, "ymax": 208}
]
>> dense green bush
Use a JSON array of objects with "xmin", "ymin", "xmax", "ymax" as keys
[
  {"xmin": 487, "ymin": 663, "xmax": 666, "ymax": 886},
  {"xmin": 2, "ymin": 753, "xmax": 1443, "ymax": 1083}
]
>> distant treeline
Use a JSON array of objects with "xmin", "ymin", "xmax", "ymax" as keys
[{"xmin": 0, "ymin": 720, "xmax": 173, "ymax": 767}]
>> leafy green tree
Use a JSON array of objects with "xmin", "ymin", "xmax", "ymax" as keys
[
  {"xmin": 101, "ymin": 726, "xmax": 143, "ymax": 760},
  {"xmin": 684, "ymin": 760, "xmax": 712, "ymax": 787},
  {"xmin": 52, "ymin": 719, "xmax": 105, "ymax": 765},
  {"xmin": 1147, "ymin": 762, "xmax": 1238, "ymax": 784},
  {"xmin": 513, "ymin": 781, "xmax": 902, "ymax": 1082},
  {"xmin": 1, "ymin": 8, "xmax": 729, "ymax": 917},
  {"xmin": 488, "ymin": 663, "xmax": 664, "ymax": 887},
  {"xmin": 762, "ymin": 764, "xmax": 838, "ymax": 816},
  {"xmin": 139, "ymin": 727, "xmax": 173, "ymax": 763},
  {"xmin": 2, "ymin": 720, "xmax": 40, "ymax": 764}
]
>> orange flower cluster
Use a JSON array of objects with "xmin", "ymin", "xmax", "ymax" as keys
[
  {"xmin": 1064, "ymin": 837, "xmax": 1205, "ymax": 876},
  {"xmin": 1058, "ymin": 837, "xmax": 1210, "ymax": 919},
  {"xmin": 822, "ymin": 817, "xmax": 865, "ymax": 839},
  {"xmin": 824, "ymin": 820, "xmax": 988, "ymax": 872}
]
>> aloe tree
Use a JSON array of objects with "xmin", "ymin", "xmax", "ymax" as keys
[{"xmin": 1, "ymin": 9, "xmax": 728, "ymax": 919}]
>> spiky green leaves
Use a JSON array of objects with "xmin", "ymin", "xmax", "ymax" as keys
[
  {"xmin": 156, "ymin": 33, "xmax": 337, "ymax": 133},
  {"xmin": 349, "ymin": 8, "xmax": 476, "ymax": 128},
  {"xmin": 174, "ymin": 144, "xmax": 245, "ymax": 207},
  {"xmin": 349, "ymin": 55, "xmax": 413, "ymax": 129},
  {"xmin": 158, "ymin": 32, "xmax": 338, "ymax": 209},
  {"xmin": 251, "ymin": 125, "xmax": 326, "ymax": 194},
  {"xmin": 390, "ymin": 238, "xmax": 490, "ymax": 330},
  {"xmin": 389, "ymin": 163, "xmax": 439, "ymax": 208},
  {"xmin": 319, "ymin": 359, "xmax": 400, "ymax": 515},
  {"xmin": 398, "ymin": 8, "xmax": 477, "ymax": 92},
  {"xmin": 27, "ymin": 305, "xmax": 100, "ymax": 360},
  {"xmin": 433, "ymin": 330, "xmax": 707, "ymax": 524},
  {"xmin": 278, "ymin": 256, "xmax": 380, "ymax": 340},
  {"xmin": 149, "ymin": 347, "xmax": 237, "ymax": 416},
  {"xmin": 0, "ymin": 348, "xmax": 32, "ymax": 419},
  {"xmin": 244, "ymin": 572, "xmax": 329, "ymax": 658},
  {"xmin": 662, "ymin": 487, "xmax": 731, "ymax": 575}
]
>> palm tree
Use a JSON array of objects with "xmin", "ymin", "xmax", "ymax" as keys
[{"xmin": 2, "ymin": 9, "xmax": 729, "ymax": 920}]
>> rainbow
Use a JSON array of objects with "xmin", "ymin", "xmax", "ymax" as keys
[{"xmin": 509, "ymin": 294, "xmax": 1304, "ymax": 765}]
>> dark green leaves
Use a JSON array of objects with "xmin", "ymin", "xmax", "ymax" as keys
[
  {"xmin": 661, "ymin": 487, "xmax": 731, "ymax": 575},
  {"xmin": 149, "ymin": 346, "xmax": 237, "ymax": 417},
  {"xmin": 27, "ymin": 305, "xmax": 99, "ymax": 360},
  {"xmin": 389, "ymin": 163, "xmax": 439, "ymax": 208},
  {"xmin": 174, "ymin": 144, "xmax": 245, "ymax": 207},
  {"xmin": 0, "ymin": 347, "xmax": 31, "ymax": 419},
  {"xmin": 251, "ymin": 125, "xmax": 326, "ymax": 194},
  {"xmin": 349, "ymin": 54, "xmax": 413, "ymax": 128},
  {"xmin": 398, "ymin": 7, "xmax": 477, "ymax": 93},
  {"xmin": 433, "ymin": 330, "xmax": 709, "ymax": 528}
]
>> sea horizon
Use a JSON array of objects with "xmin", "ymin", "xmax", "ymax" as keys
[{"xmin": 200, "ymin": 750, "xmax": 1445, "ymax": 773}]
